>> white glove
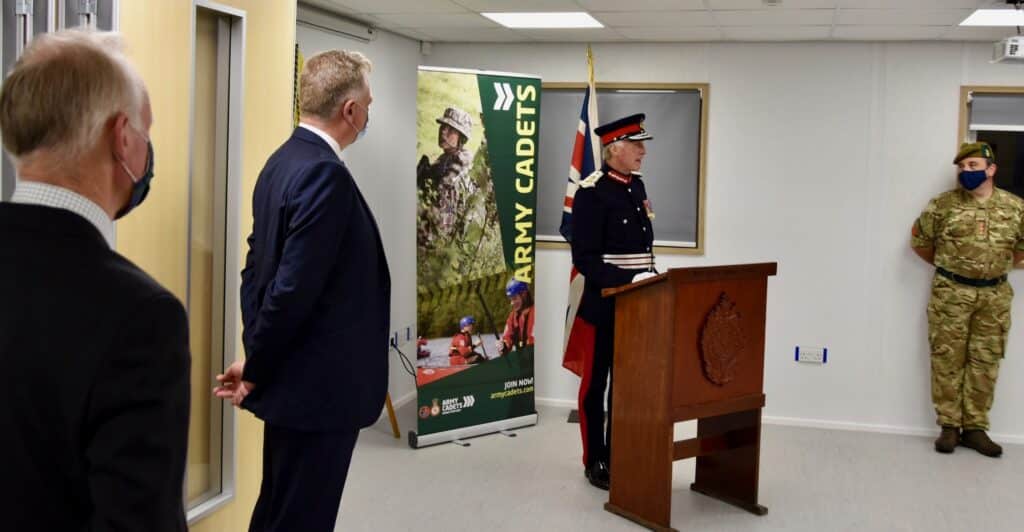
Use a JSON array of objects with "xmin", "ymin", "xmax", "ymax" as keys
[{"xmin": 632, "ymin": 271, "xmax": 656, "ymax": 283}]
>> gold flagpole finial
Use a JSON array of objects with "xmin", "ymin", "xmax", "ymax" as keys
[{"xmin": 586, "ymin": 44, "xmax": 595, "ymax": 85}]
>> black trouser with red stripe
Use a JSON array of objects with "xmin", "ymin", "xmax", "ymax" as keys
[{"xmin": 578, "ymin": 322, "xmax": 614, "ymax": 468}]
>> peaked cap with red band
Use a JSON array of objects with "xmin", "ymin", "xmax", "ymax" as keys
[{"xmin": 593, "ymin": 113, "xmax": 653, "ymax": 147}]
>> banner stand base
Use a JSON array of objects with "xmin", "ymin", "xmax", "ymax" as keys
[{"xmin": 408, "ymin": 412, "xmax": 538, "ymax": 449}]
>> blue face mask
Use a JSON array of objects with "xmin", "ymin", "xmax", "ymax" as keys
[
  {"xmin": 959, "ymin": 169, "xmax": 987, "ymax": 191},
  {"xmin": 357, "ymin": 116, "xmax": 369, "ymax": 140},
  {"xmin": 116, "ymin": 140, "xmax": 155, "ymax": 219},
  {"xmin": 347, "ymin": 101, "xmax": 369, "ymax": 141}
]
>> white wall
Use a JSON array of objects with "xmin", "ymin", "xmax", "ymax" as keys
[
  {"xmin": 296, "ymin": 25, "xmax": 421, "ymax": 406},
  {"xmin": 426, "ymin": 41, "xmax": 1024, "ymax": 441}
]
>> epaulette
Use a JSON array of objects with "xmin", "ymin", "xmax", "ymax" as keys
[{"xmin": 579, "ymin": 170, "xmax": 603, "ymax": 189}]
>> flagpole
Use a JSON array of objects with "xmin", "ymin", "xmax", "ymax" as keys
[
  {"xmin": 584, "ymin": 44, "xmax": 601, "ymax": 175},
  {"xmin": 587, "ymin": 44, "xmax": 594, "ymax": 87},
  {"xmin": 562, "ymin": 45, "xmax": 600, "ymax": 373}
]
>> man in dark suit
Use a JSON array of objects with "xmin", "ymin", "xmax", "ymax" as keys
[
  {"xmin": 214, "ymin": 49, "xmax": 390, "ymax": 531},
  {"xmin": 0, "ymin": 30, "xmax": 190, "ymax": 531}
]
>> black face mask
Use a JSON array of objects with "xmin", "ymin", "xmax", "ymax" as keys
[
  {"xmin": 115, "ymin": 140, "xmax": 154, "ymax": 220},
  {"xmin": 958, "ymin": 169, "xmax": 987, "ymax": 191}
]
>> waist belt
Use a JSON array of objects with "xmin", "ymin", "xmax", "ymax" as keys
[
  {"xmin": 936, "ymin": 267, "xmax": 1006, "ymax": 287},
  {"xmin": 602, "ymin": 252, "xmax": 655, "ymax": 271}
]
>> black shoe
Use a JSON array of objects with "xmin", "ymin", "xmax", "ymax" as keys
[
  {"xmin": 934, "ymin": 426, "xmax": 959, "ymax": 454},
  {"xmin": 960, "ymin": 429, "xmax": 1003, "ymax": 458},
  {"xmin": 584, "ymin": 460, "xmax": 610, "ymax": 490}
]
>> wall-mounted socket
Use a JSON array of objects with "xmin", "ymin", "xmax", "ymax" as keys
[
  {"xmin": 795, "ymin": 346, "xmax": 827, "ymax": 364},
  {"xmin": 389, "ymin": 325, "xmax": 415, "ymax": 349}
]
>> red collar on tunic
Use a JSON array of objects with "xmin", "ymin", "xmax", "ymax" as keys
[{"xmin": 606, "ymin": 169, "xmax": 632, "ymax": 185}]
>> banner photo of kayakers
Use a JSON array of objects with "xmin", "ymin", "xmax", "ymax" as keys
[{"xmin": 412, "ymin": 67, "xmax": 540, "ymax": 447}]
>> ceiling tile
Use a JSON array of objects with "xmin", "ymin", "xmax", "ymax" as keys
[
  {"xmin": 594, "ymin": 11, "xmax": 717, "ymax": 27},
  {"xmin": 837, "ymin": 0, "xmax": 985, "ymax": 7},
  {"xmin": 300, "ymin": 0, "xmax": 366, "ymax": 18},
  {"xmin": 832, "ymin": 25, "xmax": 949, "ymax": 40},
  {"xmin": 942, "ymin": 26, "xmax": 1020, "ymax": 41},
  {"xmin": 836, "ymin": 8, "xmax": 974, "ymax": 26},
  {"xmin": 523, "ymin": 28, "xmax": 632, "ymax": 42},
  {"xmin": 452, "ymin": 0, "xmax": 586, "ymax": 11},
  {"xmin": 618, "ymin": 26, "xmax": 724, "ymax": 40},
  {"xmin": 373, "ymin": 12, "xmax": 500, "ymax": 28},
  {"xmin": 300, "ymin": 1, "xmax": 398, "ymax": 27},
  {"xmin": 575, "ymin": 0, "xmax": 707, "ymax": 11},
  {"xmin": 720, "ymin": 25, "xmax": 832, "ymax": 40},
  {"xmin": 331, "ymin": 0, "xmax": 468, "ymax": 14},
  {"xmin": 384, "ymin": 26, "xmax": 436, "ymax": 41},
  {"xmin": 333, "ymin": 0, "xmax": 468, "ymax": 14},
  {"xmin": 708, "ymin": 0, "xmax": 838, "ymax": 8},
  {"xmin": 714, "ymin": 9, "xmax": 835, "ymax": 26},
  {"xmin": 416, "ymin": 26, "xmax": 535, "ymax": 42}
]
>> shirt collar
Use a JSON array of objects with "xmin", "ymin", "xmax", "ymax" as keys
[
  {"xmin": 299, "ymin": 122, "xmax": 344, "ymax": 161},
  {"xmin": 10, "ymin": 181, "xmax": 115, "ymax": 248}
]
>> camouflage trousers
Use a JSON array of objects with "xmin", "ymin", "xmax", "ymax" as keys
[{"xmin": 927, "ymin": 274, "xmax": 1011, "ymax": 430}]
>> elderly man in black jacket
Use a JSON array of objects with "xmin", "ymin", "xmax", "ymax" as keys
[{"xmin": 0, "ymin": 30, "xmax": 190, "ymax": 531}]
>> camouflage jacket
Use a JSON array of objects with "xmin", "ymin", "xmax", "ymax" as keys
[
  {"xmin": 421, "ymin": 149, "xmax": 472, "ymax": 190},
  {"xmin": 912, "ymin": 187, "xmax": 1024, "ymax": 278}
]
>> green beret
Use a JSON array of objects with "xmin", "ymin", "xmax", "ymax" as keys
[{"xmin": 953, "ymin": 141, "xmax": 994, "ymax": 164}]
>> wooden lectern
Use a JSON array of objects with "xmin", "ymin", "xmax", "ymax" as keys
[{"xmin": 601, "ymin": 263, "xmax": 777, "ymax": 531}]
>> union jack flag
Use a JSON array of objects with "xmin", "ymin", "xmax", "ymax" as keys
[{"xmin": 562, "ymin": 47, "xmax": 600, "ymax": 377}]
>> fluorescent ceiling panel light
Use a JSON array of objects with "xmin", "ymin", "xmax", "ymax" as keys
[
  {"xmin": 481, "ymin": 12, "xmax": 603, "ymax": 29},
  {"xmin": 960, "ymin": 9, "xmax": 1024, "ymax": 27}
]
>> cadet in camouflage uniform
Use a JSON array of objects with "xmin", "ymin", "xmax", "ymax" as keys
[
  {"xmin": 417, "ymin": 107, "xmax": 475, "ymax": 233},
  {"xmin": 911, "ymin": 141, "xmax": 1024, "ymax": 457}
]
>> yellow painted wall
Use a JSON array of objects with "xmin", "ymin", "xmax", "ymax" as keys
[{"xmin": 117, "ymin": 1, "xmax": 297, "ymax": 530}]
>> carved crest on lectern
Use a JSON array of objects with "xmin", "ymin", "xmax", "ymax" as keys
[{"xmin": 700, "ymin": 293, "xmax": 744, "ymax": 386}]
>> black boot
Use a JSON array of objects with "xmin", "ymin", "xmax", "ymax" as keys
[
  {"xmin": 934, "ymin": 426, "xmax": 959, "ymax": 454},
  {"xmin": 961, "ymin": 429, "xmax": 1003, "ymax": 458},
  {"xmin": 584, "ymin": 460, "xmax": 610, "ymax": 490}
]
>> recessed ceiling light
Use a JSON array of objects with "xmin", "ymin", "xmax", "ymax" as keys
[
  {"xmin": 481, "ymin": 12, "xmax": 603, "ymax": 29},
  {"xmin": 960, "ymin": 9, "xmax": 1024, "ymax": 27}
]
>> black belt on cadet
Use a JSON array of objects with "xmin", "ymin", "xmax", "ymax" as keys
[{"xmin": 936, "ymin": 267, "xmax": 1007, "ymax": 287}]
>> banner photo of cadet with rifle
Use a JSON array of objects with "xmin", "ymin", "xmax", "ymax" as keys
[{"xmin": 411, "ymin": 67, "xmax": 541, "ymax": 447}]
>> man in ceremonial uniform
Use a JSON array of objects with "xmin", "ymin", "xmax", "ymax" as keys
[
  {"xmin": 911, "ymin": 141, "xmax": 1024, "ymax": 458},
  {"xmin": 570, "ymin": 113, "xmax": 657, "ymax": 489}
]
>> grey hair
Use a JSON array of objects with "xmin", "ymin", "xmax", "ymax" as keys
[
  {"xmin": 0, "ymin": 29, "xmax": 146, "ymax": 168},
  {"xmin": 299, "ymin": 50, "xmax": 372, "ymax": 120},
  {"xmin": 602, "ymin": 142, "xmax": 621, "ymax": 162}
]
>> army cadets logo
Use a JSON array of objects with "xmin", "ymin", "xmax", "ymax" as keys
[{"xmin": 430, "ymin": 398, "xmax": 441, "ymax": 417}]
